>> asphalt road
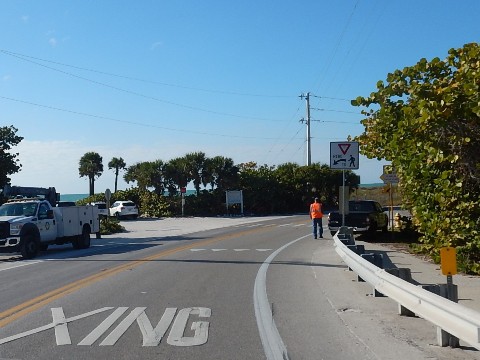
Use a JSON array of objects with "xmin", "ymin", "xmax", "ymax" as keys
[{"xmin": 0, "ymin": 216, "xmax": 477, "ymax": 360}]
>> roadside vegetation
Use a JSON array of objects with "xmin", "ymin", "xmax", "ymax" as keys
[
  {"xmin": 352, "ymin": 43, "xmax": 480, "ymax": 275},
  {"xmin": 1, "ymin": 44, "xmax": 479, "ymax": 274},
  {"xmin": 75, "ymin": 162, "xmax": 360, "ymax": 216}
]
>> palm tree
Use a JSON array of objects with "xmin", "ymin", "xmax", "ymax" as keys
[
  {"xmin": 184, "ymin": 152, "xmax": 206, "ymax": 196},
  {"xmin": 204, "ymin": 156, "xmax": 238, "ymax": 191},
  {"xmin": 214, "ymin": 156, "xmax": 239, "ymax": 191},
  {"xmin": 79, "ymin": 152, "xmax": 103, "ymax": 196},
  {"xmin": 164, "ymin": 157, "xmax": 190, "ymax": 195},
  {"xmin": 108, "ymin": 157, "xmax": 126, "ymax": 192},
  {"xmin": 123, "ymin": 160, "xmax": 165, "ymax": 194},
  {"xmin": 124, "ymin": 162, "xmax": 149, "ymax": 191}
]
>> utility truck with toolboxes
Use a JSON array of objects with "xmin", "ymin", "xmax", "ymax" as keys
[{"xmin": 0, "ymin": 186, "xmax": 99, "ymax": 259}]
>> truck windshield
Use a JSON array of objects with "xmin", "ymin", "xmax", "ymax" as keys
[
  {"xmin": 349, "ymin": 202, "xmax": 374, "ymax": 212},
  {"xmin": 0, "ymin": 202, "xmax": 38, "ymax": 217}
]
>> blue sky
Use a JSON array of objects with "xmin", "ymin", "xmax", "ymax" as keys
[{"xmin": 2, "ymin": 1, "xmax": 479, "ymax": 194}]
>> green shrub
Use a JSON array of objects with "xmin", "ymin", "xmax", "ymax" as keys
[{"xmin": 100, "ymin": 218, "xmax": 125, "ymax": 235}]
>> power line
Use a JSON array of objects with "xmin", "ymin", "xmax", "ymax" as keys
[
  {"xmin": 0, "ymin": 95, "xmax": 295, "ymax": 140},
  {"xmin": 311, "ymin": 0, "xmax": 361, "ymax": 92},
  {"xmin": 1, "ymin": 50, "xmax": 291, "ymax": 123},
  {"xmin": 328, "ymin": 0, "xmax": 387, "ymax": 97},
  {"xmin": 310, "ymin": 94, "xmax": 351, "ymax": 102},
  {"xmin": 0, "ymin": 49, "xmax": 293, "ymax": 98},
  {"xmin": 311, "ymin": 107, "xmax": 360, "ymax": 115},
  {"xmin": 258, "ymin": 105, "xmax": 302, "ymax": 165},
  {"xmin": 311, "ymin": 119, "xmax": 361, "ymax": 124}
]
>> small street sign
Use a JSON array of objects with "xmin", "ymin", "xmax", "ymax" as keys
[
  {"xmin": 330, "ymin": 141, "xmax": 359, "ymax": 170},
  {"xmin": 381, "ymin": 165, "xmax": 399, "ymax": 183},
  {"xmin": 380, "ymin": 173, "xmax": 399, "ymax": 183}
]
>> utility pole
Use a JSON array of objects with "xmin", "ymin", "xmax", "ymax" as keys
[{"xmin": 300, "ymin": 92, "xmax": 311, "ymax": 165}]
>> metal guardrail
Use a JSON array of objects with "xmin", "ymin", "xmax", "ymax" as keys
[{"xmin": 333, "ymin": 227, "xmax": 480, "ymax": 350}]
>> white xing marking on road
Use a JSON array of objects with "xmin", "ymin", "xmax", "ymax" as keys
[
  {"xmin": 78, "ymin": 307, "xmax": 129, "ymax": 346},
  {"xmin": 0, "ymin": 306, "xmax": 211, "ymax": 347},
  {"xmin": 254, "ymin": 234, "xmax": 310, "ymax": 360},
  {"xmin": 0, "ymin": 307, "xmax": 113, "ymax": 345},
  {"xmin": 167, "ymin": 307, "xmax": 211, "ymax": 346}
]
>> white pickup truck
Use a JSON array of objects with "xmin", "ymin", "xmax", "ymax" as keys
[{"xmin": 0, "ymin": 198, "xmax": 100, "ymax": 259}]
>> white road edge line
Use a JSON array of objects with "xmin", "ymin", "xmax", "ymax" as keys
[
  {"xmin": 0, "ymin": 260, "xmax": 43, "ymax": 272},
  {"xmin": 253, "ymin": 233, "xmax": 310, "ymax": 360}
]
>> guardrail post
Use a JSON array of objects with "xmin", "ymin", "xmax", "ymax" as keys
[
  {"xmin": 338, "ymin": 235, "xmax": 355, "ymax": 246},
  {"xmin": 360, "ymin": 253, "xmax": 384, "ymax": 297},
  {"xmin": 385, "ymin": 268, "xmax": 415, "ymax": 316},
  {"xmin": 346, "ymin": 245, "xmax": 365, "ymax": 271},
  {"xmin": 338, "ymin": 236, "xmax": 354, "ymax": 245},
  {"xmin": 346, "ymin": 245, "xmax": 365, "ymax": 255},
  {"xmin": 338, "ymin": 226, "xmax": 354, "ymax": 238},
  {"xmin": 422, "ymin": 284, "xmax": 459, "ymax": 347}
]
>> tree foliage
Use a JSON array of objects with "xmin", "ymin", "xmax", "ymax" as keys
[
  {"xmin": 124, "ymin": 154, "xmax": 240, "ymax": 197},
  {"xmin": 124, "ymin": 160, "xmax": 165, "ymax": 194},
  {"xmin": 238, "ymin": 162, "xmax": 358, "ymax": 214},
  {"xmin": 108, "ymin": 157, "xmax": 126, "ymax": 192},
  {"xmin": 0, "ymin": 126, "xmax": 23, "ymax": 190},
  {"xmin": 203, "ymin": 155, "xmax": 239, "ymax": 192},
  {"xmin": 184, "ymin": 151, "xmax": 206, "ymax": 196},
  {"xmin": 164, "ymin": 157, "xmax": 190, "ymax": 195},
  {"xmin": 79, "ymin": 152, "xmax": 104, "ymax": 196},
  {"xmin": 352, "ymin": 43, "xmax": 480, "ymax": 273}
]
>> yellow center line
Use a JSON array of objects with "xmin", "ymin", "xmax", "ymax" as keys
[{"xmin": 0, "ymin": 222, "xmax": 285, "ymax": 328}]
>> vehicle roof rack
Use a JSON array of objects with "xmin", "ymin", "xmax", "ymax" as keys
[{"xmin": 6, "ymin": 197, "xmax": 42, "ymax": 203}]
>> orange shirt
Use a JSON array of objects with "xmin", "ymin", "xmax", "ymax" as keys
[{"xmin": 310, "ymin": 203, "xmax": 323, "ymax": 219}]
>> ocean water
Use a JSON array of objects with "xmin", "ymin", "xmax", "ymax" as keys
[
  {"xmin": 60, "ymin": 190, "xmax": 198, "ymax": 203},
  {"xmin": 60, "ymin": 185, "xmax": 381, "ymax": 203},
  {"xmin": 60, "ymin": 194, "xmax": 89, "ymax": 202}
]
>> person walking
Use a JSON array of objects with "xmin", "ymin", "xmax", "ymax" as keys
[{"xmin": 310, "ymin": 197, "xmax": 323, "ymax": 239}]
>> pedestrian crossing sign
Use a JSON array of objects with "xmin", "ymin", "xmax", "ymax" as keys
[{"xmin": 330, "ymin": 142, "xmax": 359, "ymax": 170}]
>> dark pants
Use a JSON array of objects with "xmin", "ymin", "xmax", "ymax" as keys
[{"xmin": 312, "ymin": 218, "xmax": 323, "ymax": 238}]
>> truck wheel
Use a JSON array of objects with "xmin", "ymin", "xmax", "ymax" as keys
[
  {"xmin": 21, "ymin": 233, "xmax": 39, "ymax": 259},
  {"xmin": 73, "ymin": 227, "xmax": 91, "ymax": 250},
  {"xmin": 367, "ymin": 222, "xmax": 377, "ymax": 240}
]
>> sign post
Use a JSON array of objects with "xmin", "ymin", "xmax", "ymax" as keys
[
  {"xmin": 180, "ymin": 187, "xmax": 186, "ymax": 217},
  {"xmin": 380, "ymin": 165, "xmax": 399, "ymax": 230},
  {"xmin": 104, "ymin": 188, "xmax": 112, "ymax": 226},
  {"xmin": 330, "ymin": 142, "xmax": 359, "ymax": 226},
  {"xmin": 439, "ymin": 247, "xmax": 459, "ymax": 347}
]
